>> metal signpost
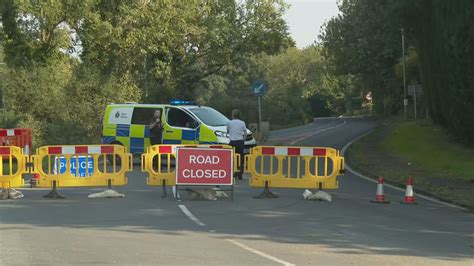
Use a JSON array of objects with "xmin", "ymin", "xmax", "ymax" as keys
[
  {"xmin": 250, "ymin": 80, "xmax": 266, "ymax": 134},
  {"xmin": 408, "ymin": 84, "xmax": 423, "ymax": 120},
  {"xmin": 365, "ymin": 92, "xmax": 373, "ymax": 115},
  {"xmin": 402, "ymin": 28, "xmax": 407, "ymax": 120}
]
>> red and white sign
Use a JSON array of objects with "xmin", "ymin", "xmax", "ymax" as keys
[
  {"xmin": 176, "ymin": 148, "xmax": 233, "ymax": 186},
  {"xmin": 365, "ymin": 92, "xmax": 373, "ymax": 101}
]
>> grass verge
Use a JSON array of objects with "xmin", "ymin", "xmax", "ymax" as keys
[{"xmin": 348, "ymin": 119, "xmax": 474, "ymax": 209}]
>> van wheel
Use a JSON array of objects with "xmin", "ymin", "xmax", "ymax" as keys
[{"xmin": 106, "ymin": 142, "xmax": 123, "ymax": 166}]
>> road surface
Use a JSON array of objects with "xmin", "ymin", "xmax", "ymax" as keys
[{"xmin": 1, "ymin": 118, "xmax": 473, "ymax": 265}]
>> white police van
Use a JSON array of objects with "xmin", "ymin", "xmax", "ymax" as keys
[{"xmin": 102, "ymin": 100, "xmax": 257, "ymax": 154}]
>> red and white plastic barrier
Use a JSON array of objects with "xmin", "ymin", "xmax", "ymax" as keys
[
  {"xmin": 46, "ymin": 145, "xmax": 115, "ymax": 155},
  {"xmin": 0, "ymin": 128, "xmax": 32, "ymax": 155},
  {"xmin": 261, "ymin": 147, "xmax": 326, "ymax": 156},
  {"xmin": 156, "ymin": 145, "xmax": 229, "ymax": 154}
]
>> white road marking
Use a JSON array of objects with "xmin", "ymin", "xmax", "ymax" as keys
[
  {"xmin": 290, "ymin": 119, "xmax": 347, "ymax": 145},
  {"xmin": 226, "ymin": 239, "xmax": 295, "ymax": 266},
  {"xmin": 341, "ymin": 129, "xmax": 468, "ymax": 211},
  {"xmin": 179, "ymin": 206, "xmax": 293, "ymax": 265},
  {"xmin": 178, "ymin": 205, "xmax": 206, "ymax": 227}
]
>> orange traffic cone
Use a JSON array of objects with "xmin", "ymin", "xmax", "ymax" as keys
[
  {"xmin": 371, "ymin": 176, "xmax": 390, "ymax": 204},
  {"xmin": 401, "ymin": 176, "xmax": 416, "ymax": 204}
]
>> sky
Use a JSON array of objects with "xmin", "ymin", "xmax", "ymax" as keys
[{"xmin": 284, "ymin": 0, "xmax": 340, "ymax": 48}]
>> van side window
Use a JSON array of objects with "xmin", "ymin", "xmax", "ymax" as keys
[
  {"xmin": 132, "ymin": 107, "xmax": 157, "ymax": 125},
  {"xmin": 167, "ymin": 108, "xmax": 197, "ymax": 128}
]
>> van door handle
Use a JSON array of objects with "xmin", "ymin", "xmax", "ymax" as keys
[{"xmin": 166, "ymin": 130, "xmax": 174, "ymax": 133}]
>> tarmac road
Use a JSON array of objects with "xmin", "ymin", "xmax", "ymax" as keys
[{"xmin": 1, "ymin": 118, "xmax": 473, "ymax": 265}]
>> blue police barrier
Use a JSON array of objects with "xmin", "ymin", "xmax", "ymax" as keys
[{"xmin": 53, "ymin": 156, "xmax": 94, "ymax": 177}]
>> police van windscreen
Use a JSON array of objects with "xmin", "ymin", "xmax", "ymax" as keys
[{"xmin": 189, "ymin": 107, "xmax": 229, "ymax": 126}]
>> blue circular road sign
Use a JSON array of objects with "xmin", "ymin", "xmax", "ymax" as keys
[{"xmin": 250, "ymin": 80, "xmax": 266, "ymax": 96}]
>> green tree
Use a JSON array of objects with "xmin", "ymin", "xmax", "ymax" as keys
[
  {"xmin": 76, "ymin": 0, "xmax": 293, "ymax": 102},
  {"xmin": 2, "ymin": 62, "xmax": 71, "ymax": 145},
  {"xmin": 0, "ymin": 0, "xmax": 88, "ymax": 67},
  {"xmin": 321, "ymin": 0, "xmax": 474, "ymax": 143},
  {"xmin": 320, "ymin": 0, "xmax": 405, "ymax": 115},
  {"xmin": 0, "ymin": 0, "xmax": 297, "ymax": 144}
]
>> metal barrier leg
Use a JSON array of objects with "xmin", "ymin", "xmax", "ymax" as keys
[
  {"xmin": 43, "ymin": 181, "xmax": 65, "ymax": 199},
  {"xmin": 161, "ymin": 180, "xmax": 167, "ymax": 198},
  {"xmin": 253, "ymin": 181, "xmax": 278, "ymax": 199}
]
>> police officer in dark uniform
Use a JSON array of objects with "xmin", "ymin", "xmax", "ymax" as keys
[
  {"xmin": 149, "ymin": 109, "xmax": 163, "ymax": 145},
  {"xmin": 149, "ymin": 109, "xmax": 163, "ymax": 171}
]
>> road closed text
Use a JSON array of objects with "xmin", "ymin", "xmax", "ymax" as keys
[
  {"xmin": 184, "ymin": 155, "xmax": 226, "ymax": 178},
  {"xmin": 182, "ymin": 169, "xmax": 227, "ymax": 179},
  {"xmin": 189, "ymin": 155, "xmax": 220, "ymax": 165},
  {"xmin": 176, "ymin": 148, "xmax": 233, "ymax": 185}
]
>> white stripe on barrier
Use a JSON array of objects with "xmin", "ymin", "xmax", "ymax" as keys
[
  {"xmin": 88, "ymin": 146, "xmax": 101, "ymax": 154},
  {"xmin": 300, "ymin": 148, "xmax": 313, "ymax": 156},
  {"xmin": 275, "ymin": 147, "xmax": 287, "ymax": 156},
  {"xmin": 24, "ymin": 145, "xmax": 30, "ymax": 155},
  {"xmin": 62, "ymin": 146, "xmax": 75, "ymax": 155},
  {"xmin": 7, "ymin": 129, "xmax": 15, "ymax": 136}
]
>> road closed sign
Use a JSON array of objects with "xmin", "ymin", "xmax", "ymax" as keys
[{"xmin": 176, "ymin": 147, "xmax": 233, "ymax": 186}]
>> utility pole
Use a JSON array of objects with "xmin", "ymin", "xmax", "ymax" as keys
[
  {"xmin": 144, "ymin": 56, "xmax": 148, "ymax": 102},
  {"xmin": 402, "ymin": 28, "xmax": 407, "ymax": 120},
  {"xmin": 414, "ymin": 85, "xmax": 417, "ymax": 119}
]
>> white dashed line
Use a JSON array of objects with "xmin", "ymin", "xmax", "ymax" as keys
[
  {"xmin": 179, "ymin": 206, "xmax": 294, "ymax": 265},
  {"xmin": 226, "ymin": 239, "xmax": 295, "ymax": 266},
  {"xmin": 178, "ymin": 204, "xmax": 206, "ymax": 227}
]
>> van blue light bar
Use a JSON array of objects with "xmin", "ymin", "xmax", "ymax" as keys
[{"xmin": 170, "ymin": 99, "xmax": 197, "ymax": 105}]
